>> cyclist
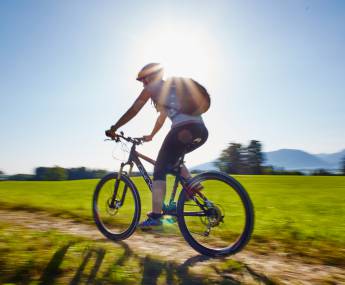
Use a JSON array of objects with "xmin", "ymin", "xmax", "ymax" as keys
[{"xmin": 107, "ymin": 63, "xmax": 208, "ymax": 229}]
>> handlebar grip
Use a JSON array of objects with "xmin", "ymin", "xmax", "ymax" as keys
[
  {"xmin": 105, "ymin": 130, "xmax": 113, "ymax": 137},
  {"xmin": 105, "ymin": 130, "xmax": 119, "ymax": 142},
  {"xmin": 104, "ymin": 130, "xmax": 143, "ymax": 144}
]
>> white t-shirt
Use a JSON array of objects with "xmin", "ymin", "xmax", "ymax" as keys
[{"xmin": 148, "ymin": 80, "xmax": 204, "ymax": 128}]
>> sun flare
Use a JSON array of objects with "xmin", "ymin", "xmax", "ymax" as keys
[{"xmin": 131, "ymin": 22, "xmax": 220, "ymax": 85}]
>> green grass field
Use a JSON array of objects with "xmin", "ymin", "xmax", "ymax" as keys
[
  {"xmin": 0, "ymin": 221, "xmax": 248, "ymax": 285},
  {"xmin": 0, "ymin": 175, "xmax": 344, "ymax": 262},
  {"xmin": 1, "ymin": 175, "xmax": 345, "ymax": 284}
]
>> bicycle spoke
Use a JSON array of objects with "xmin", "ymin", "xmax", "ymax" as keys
[
  {"xmin": 93, "ymin": 174, "xmax": 140, "ymax": 240},
  {"xmin": 178, "ymin": 173, "xmax": 254, "ymax": 255}
]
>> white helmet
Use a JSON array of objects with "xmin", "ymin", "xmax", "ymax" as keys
[{"xmin": 136, "ymin": 63, "xmax": 163, "ymax": 81}]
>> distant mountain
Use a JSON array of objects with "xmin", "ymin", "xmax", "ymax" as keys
[
  {"xmin": 190, "ymin": 161, "xmax": 218, "ymax": 171},
  {"xmin": 191, "ymin": 148, "xmax": 344, "ymax": 171},
  {"xmin": 263, "ymin": 149, "xmax": 334, "ymax": 170},
  {"xmin": 315, "ymin": 149, "xmax": 345, "ymax": 166}
]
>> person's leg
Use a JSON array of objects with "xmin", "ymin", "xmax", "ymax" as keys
[
  {"xmin": 179, "ymin": 124, "xmax": 209, "ymax": 192},
  {"xmin": 139, "ymin": 124, "xmax": 208, "ymax": 229},
  {"xmin": 180, "ymin": 164, "xmax": 192, "ymax": 179},
  {"xmin": 138, "ymin": 131, "xmax": 175, "ymax": 229},
  {"xmin": 138, "ymin": 180, "xmax": 165, "ymax": 229},
  {"xmin": 152, "ymin": 180, "xmax": 166, "ymax": 214},
  {"xmin": 149, "ymin": 132, "xmax": 173, "ymax": 216},
  {"xmin": 162, "ymin": 123, "xmax": 208, "ymax": 183},
  {"xmin": 175, "ymin": 128, "xmax": 193, "ymax": 180}
]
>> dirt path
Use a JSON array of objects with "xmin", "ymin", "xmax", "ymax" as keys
[{"xmin": 1, "ymin": 209, "xmax": 344, "ymax": 284}]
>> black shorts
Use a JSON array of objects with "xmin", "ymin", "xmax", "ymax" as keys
[{"xmin": 153, "ymin": 122, "xmax": 208, "ymax": 181}]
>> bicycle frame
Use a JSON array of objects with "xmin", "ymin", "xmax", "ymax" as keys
[
  {"xmin": 112, "ymin": 141, "xmax": 185, "ymax": 212},
  {"xmin": 95, "ymin": 135, "xmax": 254, "ymax": 256},
  {"xmin": 109, "ymin": 137, "xmax": 209, "ymax": 217}
]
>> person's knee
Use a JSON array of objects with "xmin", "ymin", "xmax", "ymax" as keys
[
  {"xmin": 153, "ymin": 172, "xmax": 166, "ymax": 181},
  {"xmin": 153, "ymin": 166, "xmax": 167, "ymax": 181},
  {"xmin": 153, "ymin": 180, "xmax": 166, "ymax": 190}
]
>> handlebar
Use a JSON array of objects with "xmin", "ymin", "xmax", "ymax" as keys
[{"xmin": 105, "ymin": 130, "xmax": 144, "ymax": 145}]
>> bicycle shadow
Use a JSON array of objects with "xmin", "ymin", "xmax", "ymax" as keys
[
  {"xmin": 39, "ymin": 241, "xmax": 76, "ymax": 285},
  {"xmin": 139, "ymin": 253, "xmax": 277, "ymax": 285},
  {"xmin": 6, "ymin": 239, "xmax": 276, "ymax": 285},
  {"xmin": 176, "ymin": 254, "xmax": 278, "ymax": 285}
]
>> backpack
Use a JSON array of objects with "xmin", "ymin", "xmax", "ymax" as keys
[{"xmin": 154, "ymin": 77, "xmax": 211, "ymax": 116}]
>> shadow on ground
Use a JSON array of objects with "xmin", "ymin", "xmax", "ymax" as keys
[{"xmin": 3, "ymin": 240, "xmax": 277, "ymax": 285}]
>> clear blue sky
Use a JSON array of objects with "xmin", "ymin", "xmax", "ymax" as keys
[{"xmin": 1, "ymin": 0, "xmax": 344, "ymax": 174}]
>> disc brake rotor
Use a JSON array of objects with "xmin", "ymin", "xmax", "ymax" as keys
[
  {"xmin": 106, "ymin": 197, "xmax": 119, "ymax": 216},
  {"xmin": 200, "ymin": 203, "xmax": 225, "ymax": 229}
]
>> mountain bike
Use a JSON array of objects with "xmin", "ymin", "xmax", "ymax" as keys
[{"xmin": 93, "ymin": 132, "xmax": 254, "ymax": 256}]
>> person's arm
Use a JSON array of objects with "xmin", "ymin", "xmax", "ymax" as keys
[
  {"xmin": 110, "ymin": 88, "xmax": 151, "ymax": 132},
  {"xmin": 143, "ymin": 110, "xmax": 167, "ymax": 141}
]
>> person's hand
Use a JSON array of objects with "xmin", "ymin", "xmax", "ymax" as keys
[
  {"xmin": 105, "ymin": 129, "xmax": 116, "ymax": 139},
  {"xmin": 105, "ymin": 125, "xmax": 118, "ymax": 138},
  {"xmin": 143, "ymin": 134, "xmax": 153, "ymax": 142}
]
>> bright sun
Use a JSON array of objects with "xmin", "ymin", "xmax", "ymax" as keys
[{"xmin": 131, "ymin": 22, "xmax": 220, "ymax": 85}]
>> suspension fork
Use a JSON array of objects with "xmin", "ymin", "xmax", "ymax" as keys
[
  {"xmin": 110, "ymin": 162, "xmax": 133, "ymax": 208},
  {"xmin": 119, "ymin": 163, "xmax": 133, "ymax": 206}
]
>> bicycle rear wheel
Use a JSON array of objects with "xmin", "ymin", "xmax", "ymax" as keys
[
  {"xmin": 177, "ymin": 171, "xmax": 254, "ymax": 256},
  {"xmin": 93, "ymin": 173, "xmax": 141, "ymax": 240}
]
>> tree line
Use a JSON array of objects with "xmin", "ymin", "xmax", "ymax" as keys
[
  {"xmin": 1, "ymin": 142, "xmax": 345, "ymax": 180},
  {"xmin": 215, "ymin": 140, "xmax": 265, "ymax": 174},
  {"xmin": 213, "ymin": 140, "xmax": 345, "ymax": 176},
  {"xmin": 3, "ymin": 167, "xmax": 109, "ymax": 181}
]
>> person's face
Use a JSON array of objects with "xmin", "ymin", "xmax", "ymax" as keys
[
  {"xmin": 142, "ymin": 74, "xmax": 157, "ymax": 87},
  {"xmin": 142, "ymin": 76, "xmax": 150, "ymax": 87},
  {"xmin": 141, "ymin": 72, "xmax": 162, "ymax": 87}
]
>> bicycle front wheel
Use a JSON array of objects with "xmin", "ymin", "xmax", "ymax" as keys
[
  {"xmin": 177, "ymin": 171, "xmax": 254, "ymax": 256},
  {"xmin": 93, "ymin": 173, "xmax": 141, "ymax": 241}
]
